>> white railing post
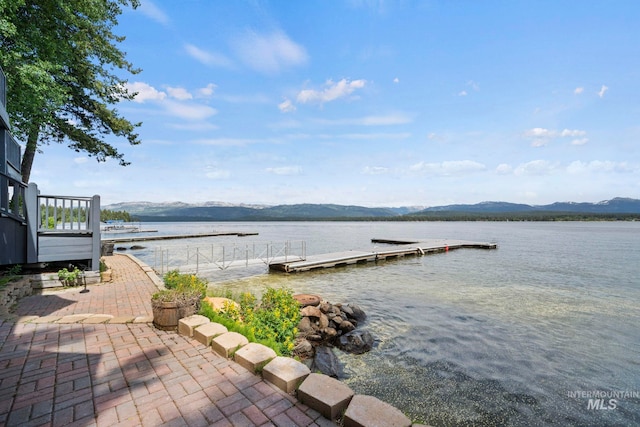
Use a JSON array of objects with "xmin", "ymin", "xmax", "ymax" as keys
[
  {"xmin": 25, "ymin": 183, "xmax": 39, "ymax": 263},
  {"xmin": 90, "ymin": 194, "xmax": 100, "ymax": 270}
]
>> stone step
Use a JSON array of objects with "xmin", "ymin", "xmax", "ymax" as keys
[
  {"xmin": 343, "ymin": 394, "xmax": 412, "ymax": 427},
  {"xmin": 297, "ymin": 373, "xmax": 354, "ymax": 421},
  {"xmin": 211, "ymin": 332, "xmax": 249, "ymax": 358},
  {"xmin": 233, "ymin": 342, "xmax": 277, "ymax": 373},
  {"xmin": 262, "ymin": 356, "xmax": 311, "ymax": 394},
  {"xmin": 193, "ymin": 322, "xmax": 228, "ymax": 346},
  {"xmin": 178, "ymin": 314, "xmax": 210, "ymax": 337}
]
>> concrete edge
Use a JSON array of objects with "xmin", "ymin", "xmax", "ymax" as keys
[{"xmin": 117, "ymin": 253, "xmax": 166, "ymax": 290}]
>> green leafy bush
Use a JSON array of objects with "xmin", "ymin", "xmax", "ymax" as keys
[
  {"xmin": 151, "ymin": 270, "xmax": 208, "ymax": 316},
  {"xmin": 200, "ymin": 287, "xmax": 300, "ymax": 356},
  {"xmin": 163, "ymin": 270, "xmax": 207, "ymax": 298}
]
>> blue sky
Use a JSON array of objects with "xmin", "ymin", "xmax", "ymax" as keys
[{"xmin": 32, "ymin": 0, "xmax": 639, "ymax": 207}]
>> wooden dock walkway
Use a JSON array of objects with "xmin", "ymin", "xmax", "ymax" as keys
[
  {"xmin": 102, "ymin": 231, "xmax": 258, "ymax": 244},
  {"xmin": 268, "ymin": 238, "xmax": 497, "ymax": 273}
]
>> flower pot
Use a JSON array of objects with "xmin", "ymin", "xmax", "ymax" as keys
[{"xmin": 152, "ymin": 301, "xmax": 179, "ymax": 331}]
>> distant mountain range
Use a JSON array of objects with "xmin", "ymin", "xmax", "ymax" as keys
[{"xmin": 103, "ymin": 197, "xmax": 640, "ymax": 221}]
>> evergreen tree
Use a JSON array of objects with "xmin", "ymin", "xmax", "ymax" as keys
[{"xmin": 0, "ymin": 0, "xmax": 141, "ymax": 183}]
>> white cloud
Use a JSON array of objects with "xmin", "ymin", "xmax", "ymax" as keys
[
  {"xmin": 265, "ymin": 166, "xmax": 302, "ymax": 175},
  {"xmin": 598, "ymin": 85, "xmax": 609, "ymax": 98},
  {"xmin": 393, "ymin": 77, "xmax": 400, "ymax": 84},
  {"xmin": 197, "ymin": 83, "xmax": 217, "ymax": 97},
  {"xmin": 362, "ymin": 166, "xmax": 388, "ymax": 175},
  {"xmin": 166, "ymin": 86, "xmax": 193, "ymax": 100},
  {"xmin": 495, "ymin": 163, "xmax": 512, "ymax": 174},
  {"xmin": 574, "ymin": 87, "xmax": 584, "ymax": 95},
  {"xmin": 458, "ymin": 90, "xmax": 467, "ymax": 96},
  {"xmin": 409, "ymin": 160, "xmax": 486, "ymax": 176},
  {"xmin": 524, "ymin": 127, "xmax": 587, "ymax": 147},
  {"xmin": 524, "ymin": 127, "xmax": 553, "ymax": 138},
  {"xmin": 278, "ymin": 98, "xmax": 296, "ymax": 113},
  {"xmin": 297, "ymin": 79, "xmax": 366, "ymax": 104},
  {"xmin": 514, "ymin": 160, "xmax": 557, "ymax": 176},
  {"xmin": 125, "ymin": 81, "xmax": 166, "ymax": 103},
  {"xmin": 571, "ymin": 138, "xmax": 589, "ymax": 146},
  {"xmin": 184, "ymin": 43, "xmax": 233, "ymax": 68},
  {"xmin": 73, "ymin": 157, "xmax": 88, "ymax": 164},
  {"xmin": 162, "ymin": 100, "xmax": 217, "ymax": 121},
  {"xmin": 560, "ymin": 129, "xmax": 587, "ymax": 137},
  {"xmin": 233, "ymin": 30, "xmax": 308, "ymax": 74},
  {"xmin": 138, "ymin": 0, "xmax": 169, "ymax": 25}
]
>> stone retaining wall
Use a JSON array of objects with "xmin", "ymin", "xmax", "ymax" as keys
[
  {"xmin": 178, "ymin": 314, "xmax": 429, "ymax": 426},
  {"xmin": 0, "ymin": 271, "xmax": 102, "ymax": 315},
  {"xmin": 0, "ymin": 277, "xmax": 31, "ymax": 315}
]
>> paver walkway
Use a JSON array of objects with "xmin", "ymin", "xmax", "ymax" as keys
[{"xmin": 0, "ymin": 254, "xmax": 332, "ymax": 427}]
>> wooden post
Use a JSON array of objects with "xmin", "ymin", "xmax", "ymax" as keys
[
  {"xmin": 25, "ymin": 182, "xmax": 38, "ymax": 263},
  {"xmin": 90, "ymin": 194, "xmax": 101, "ymax": 271}
]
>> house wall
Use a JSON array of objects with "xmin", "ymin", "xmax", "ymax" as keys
[{"xmin": 0, "ymin": 216, "xmax": 27, "ymax": 264}]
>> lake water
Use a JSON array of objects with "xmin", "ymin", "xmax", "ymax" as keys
[{"xmin": 107, "ymin": 221, "xmax": 640, "ymax": 426}]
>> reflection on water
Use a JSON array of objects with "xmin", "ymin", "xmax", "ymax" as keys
[{"xmin": 125, "ymin": 221, "xmax": 640, "ymax": 426}]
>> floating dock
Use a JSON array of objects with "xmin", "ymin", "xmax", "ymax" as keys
[
  {"xmin": 268, "ymin": 238, "xmax": 497, "ymax": 273},
  {"xmin": 102, "ymin": 231, "xmax": 258, "ymax": 244}
]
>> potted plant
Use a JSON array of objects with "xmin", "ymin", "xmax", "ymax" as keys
[
  {"xmin": 151, "ymin": 270, "xmax": 207, "ymax": 331},
  {"xmin": 57, "ymin": 267, "xmax": 83, "ymax": 287}
]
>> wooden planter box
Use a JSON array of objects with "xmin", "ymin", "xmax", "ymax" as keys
[
  {"xmin": 152, "ymin": 301, "xmax": 179, "ymax": 331},
  {"xmin": 152, "ymin": 296, "xmax": 201, "ymax": 331}
]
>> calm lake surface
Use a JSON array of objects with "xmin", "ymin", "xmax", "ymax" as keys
[{"xmin": 107, "ymin": 221, "xmax": 640, "ymax": 426}]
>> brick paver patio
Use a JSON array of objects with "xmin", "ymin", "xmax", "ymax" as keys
[{"xmin": 0, "ymin": 254, "xmax": 332, "ymax": 426}]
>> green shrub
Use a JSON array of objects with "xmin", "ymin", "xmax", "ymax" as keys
[
  {"xmin": 200, "ymin": 287, "xmax": 300, "ymax": 356},
  {"xmin": 163, "ymin": 269, "xmax": 207, "ymax": 298}
]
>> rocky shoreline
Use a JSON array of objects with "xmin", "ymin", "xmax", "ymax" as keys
[{"xmin": 293, "ymin": 295, "xmax": 374, "ymax": 378}]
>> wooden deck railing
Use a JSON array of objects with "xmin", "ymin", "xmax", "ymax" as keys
[
  {"xmin": 33, "ymin": 191, "xmax": 101, "ymax": 270},
  {"xmin": 0, "ymin": 171, "xmax": 26, "ymax": 222},
  {"xmin": 2, "ymin": 130, "xmax": 20, "ymax": 175},
  {"xmin": 37, "ymin": 194, "xmax": 95, "ymax": 232}
]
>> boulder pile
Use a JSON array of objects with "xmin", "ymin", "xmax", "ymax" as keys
[{"xmin": 293, "ymin": 296, "xmax": 374, "ymax": 377}]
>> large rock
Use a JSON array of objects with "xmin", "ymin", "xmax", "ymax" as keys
[
  {"xmin": 312, "ymin": 346, "xmax": 343, "ymax": 378},
  {"xmin": 318, "ymin": 313, "xmax": 329, "ymax": 329},
  {"xmin": 294, "ymin": 294, "xmax": 321, "ymax": 307},
  {"xmin": 301, "ymin": 305, "xmax": 323, "ymax": 318},
  {"xmin": 293, "ymin": 339, "xmax": 314, "ymax": 359},
  {"xmin": 348, "ymin": 304, "xmax": 367, "ymax": 322},
  {"xmin": 339, "ymin": 320, "xmax": 356, "ymax": 333},
  {"xmin": 297, "ymin": 316, "xmax": 314, "ymax": 334},
  {"xmin": 337, "ymin": 330, "xmax": 374, "ymax": 355}
]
